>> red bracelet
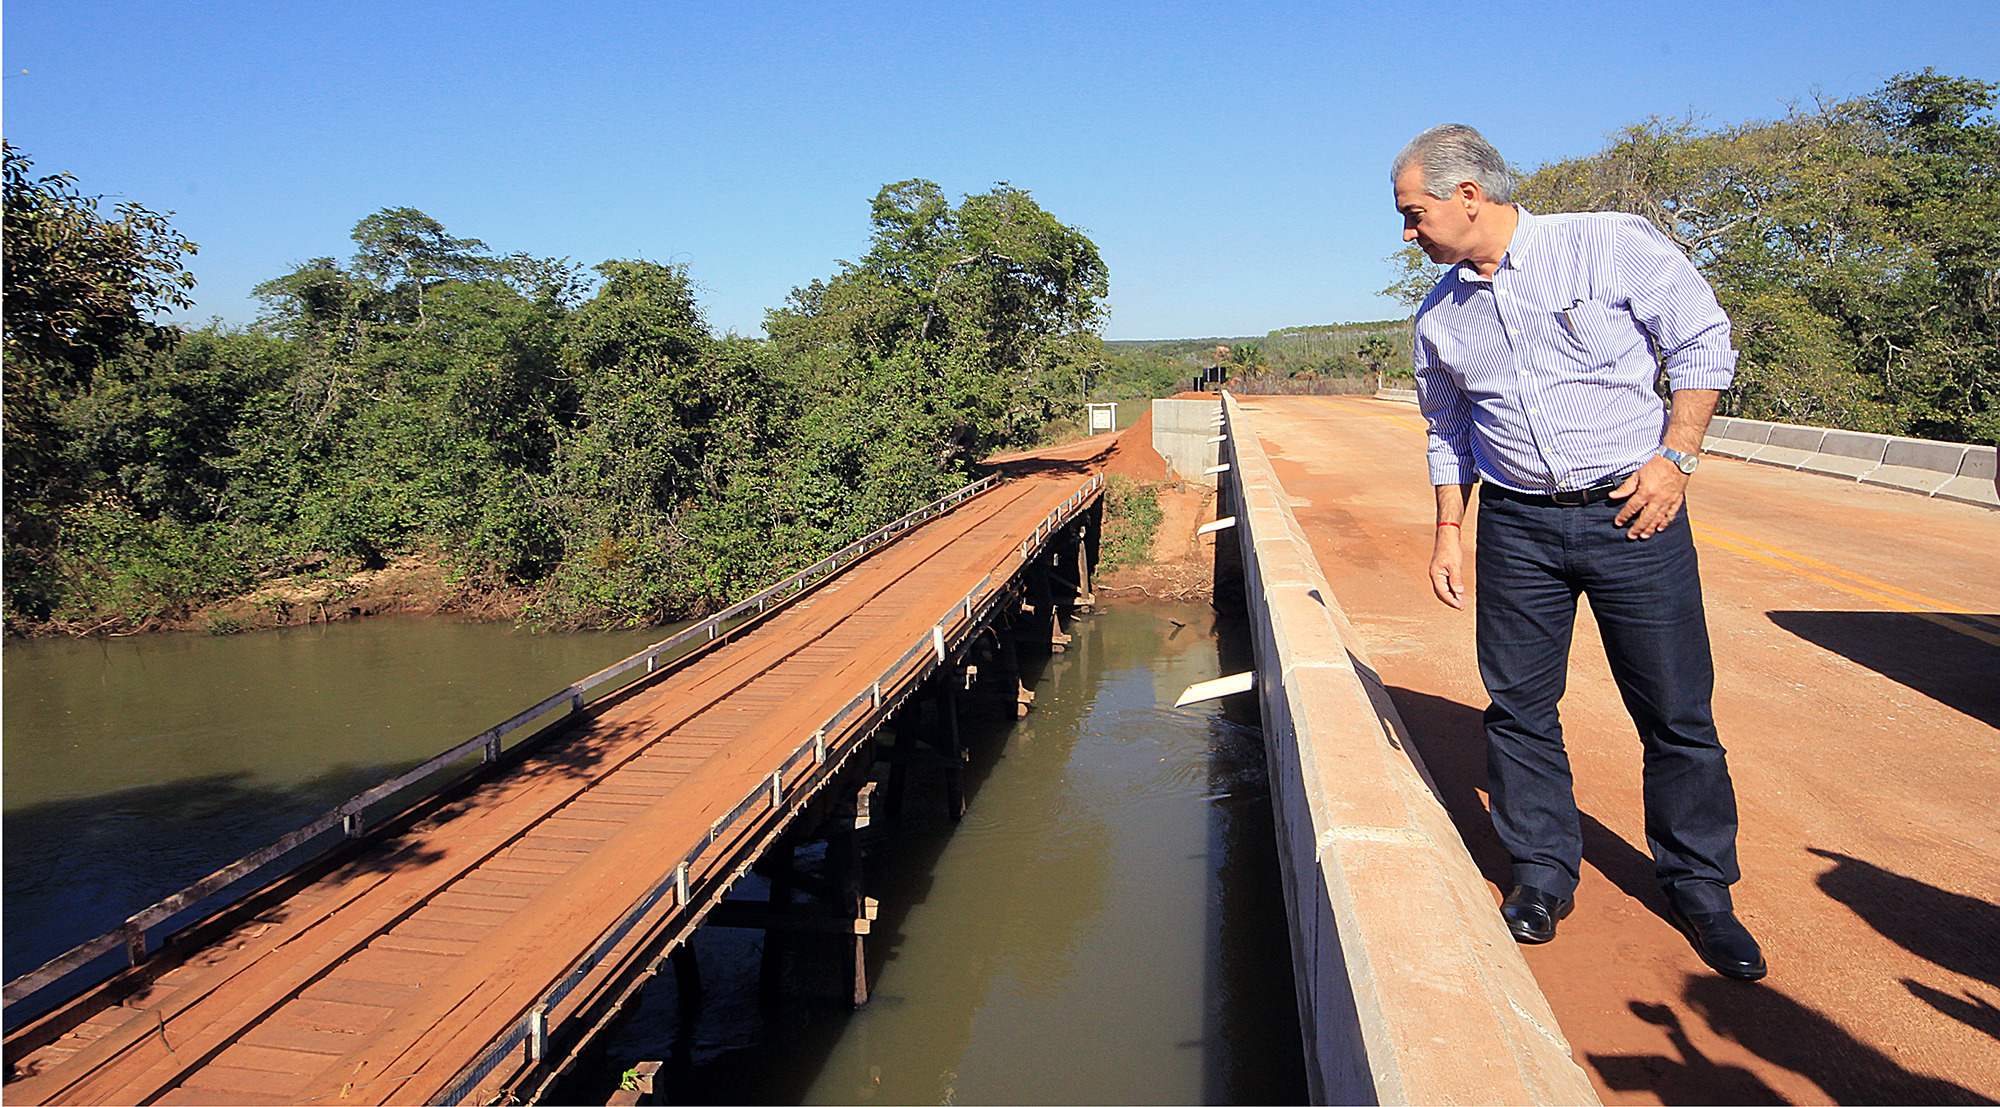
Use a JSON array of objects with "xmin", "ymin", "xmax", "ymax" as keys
[{"xmin": 1438, "ymin": 521, "xmax": 1461, "ymax": 529}]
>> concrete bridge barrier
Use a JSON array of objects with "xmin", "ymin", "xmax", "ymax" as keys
[
  {"xmin": 1219, "ymin": 394, "xmax": 1598, "ymax": 1105},
  {"xmin": 1696, "ymin": 417, "xmax": 1992, "ymax": 507},
  {"xmin": 1703, "ymin": 417, "xmax": 1999, "ymax": 508},
  {"xmin": 1373, "ymin": 392, "xmax": 1998, "ymax": 510}
]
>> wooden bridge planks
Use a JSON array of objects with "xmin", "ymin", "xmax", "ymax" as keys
[{"xmin": 8, "ymin": 472, "xmax": 1094, "ymax": 1106}]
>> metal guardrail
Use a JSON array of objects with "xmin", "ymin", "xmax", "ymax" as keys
[
  {"xmin": 1019, "ymin": 475, "xmax": 1103, "ymax": 560},
  {"xmin": 435, "ymin": 470, "xmax": 1104, "ymax": 1106},
  {"xmin": 2, "ymin": 474, "xmax": 1004, "ymax": 1014}
]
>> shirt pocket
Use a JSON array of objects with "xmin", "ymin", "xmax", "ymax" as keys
[{"xmin": 1551, "ymin": 300, "xmax": 1638, "ymax": 374}]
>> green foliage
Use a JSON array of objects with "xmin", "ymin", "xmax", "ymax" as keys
[
  {"xmin": 4, "ymin": 146, "xmax": 202, "ymax": 625},
  {"xmin": 2, "ymin": 144, "xmax": 198, "ymax": 387},
  {"xmin": 1378, "ymin": 244, "xmax": 1446, "ymax": 310},
  {"xmin": 530, "ymin": 184, "xmax": 1111, "ymax": 627},
  {"xmin": 767, "ymin": 179, "xmax": 1109, "ymax": 463},
  {"xmin": 0, "ymin": 177, "xmax": 1116, "ymax": 635},
  {"xmin": 64, "ymin": 329, "xmax": 301, "ymax": 524},
  {"xmin": 1097, "ymin": 343, "xmax": 1192, "ymax": 400},
  {"xmin": 1228, "ymin": 343, "xmax": 1264, "ymax": 375},
  {"xmin": 347, "ymin": 207, "xmax": 496, "ymax": 327},
  {"xmin": 1097, "ymin": 475, "xmax": 1163, "ymax": 570},
  {"xmin": 1356, "ymin": 334, "xmax": 1397, "ymax": 380},
  {"xmin": 45, "ymin": 498, "xmax": 272, "ymax": 633},
  {"xmin": 527, "ymin": 261, "xmax": 752, "ymax": 626},
  {"xmin": 1106, "ymin": 320, "xmax": 1410, "ymax": 389}
]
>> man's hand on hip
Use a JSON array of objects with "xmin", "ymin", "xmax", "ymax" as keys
[{"xmin": 1609, "ymin": 456, "xmax": 1690, "ymax": 539}]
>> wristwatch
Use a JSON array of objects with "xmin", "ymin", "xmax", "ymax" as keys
[{"xmin": 1659, "ymin": 447, "xmax": 1699, "ymax": 474}]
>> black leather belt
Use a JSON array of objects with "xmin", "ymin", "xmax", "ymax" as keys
[{"xmin": 1480, "ymin": 475, "xmax": 1631, "ymax": 508}]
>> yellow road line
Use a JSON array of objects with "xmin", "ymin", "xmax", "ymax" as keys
[
  {"xmin": 1695, "ymin": 521, "xmax": 1999, "ymax": 627},
  {"xmin": 1692, "ymin": 525, "xmax": 2000, "ymax": 648},
  {"xmin": 1370, "ymin": 412, "xmax": 1427, "ymax": 434}
]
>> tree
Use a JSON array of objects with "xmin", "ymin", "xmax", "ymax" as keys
[
  {"xmin": 1379, "ymin": 244, "xmax": 1446, "ymax": 310},
  {"xmin": 244, "ymin": 210, "xmax": 587, "ymax": 575},
  {"xmin": 1227, "ymin": 343, "xmax": 1266, "ymax": 378},
  {"xmin": 3, "ymin": 146, "xmax": 200, "ymax": 625},
  {"xmin": 3, "ymin": 145, "xmax": 198, "ymax": 386},
  {"xmin": 1357, "ymin": 335, "xmax": 1397, "ymax": 384},
  {"xmin": 1862, "ymin": 69, "xmax": 2000, "ymax": 441},
  {"xmin": 8, "ymin": 181, "xmax": 1118, "ymax": 634},
  {"xmin": 768, "ymin": 180, "xmax": 1108, "ymax": 466},
  {"xmin": 560, "ymin": 260, "xmax": 725, "ymax": 521},
  {"xmin": 348, "ymin": 207, "xmax": 495, "ymax": 327}
]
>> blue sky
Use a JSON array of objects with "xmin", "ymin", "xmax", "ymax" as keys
[{"xmin": 6, "ymin": 1, "xmax": 1996, "ymax": 340}]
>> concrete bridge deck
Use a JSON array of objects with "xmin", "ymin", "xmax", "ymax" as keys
[
  {"xmin": 5, "ymin": 471, "xmax": 1101, "ymax": 1106},
  {"xmin": 1225, "ymin": 394, "xmax": 1998, "ymax": 1105}
]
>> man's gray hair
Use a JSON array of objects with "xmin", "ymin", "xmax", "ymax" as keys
[{"xmin": 1392, "ymin": 124, "xmax": 1516, "ymax": 204}]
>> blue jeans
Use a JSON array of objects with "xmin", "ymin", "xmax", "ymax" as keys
[{"xmin": 1475, "ymin": 492, "xmax": 1739, "ymax": 913}]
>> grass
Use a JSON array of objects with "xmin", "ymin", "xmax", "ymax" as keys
[{"xmin": 1098, "ymin": 474, "xmax": 1164, "ymax": 570}]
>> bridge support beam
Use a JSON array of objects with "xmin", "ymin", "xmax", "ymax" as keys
[
  {"xmin": 937, "ymin": 687, "xmax": 966, "ymax": 821},
  {"xmin": 668, "ymin": 946, "xmax": 702, "ymax": 1005},
  {"xmin": 708, "ymin": 773, "xmax": 878, "ymax": 1010},
  {"xmin": 1047, "ymin": 513, "xmax": 1096, "ymax": 613},
  {"xmin": 884, "ymin": 714, "xmax": 920, "ymax": 822}
]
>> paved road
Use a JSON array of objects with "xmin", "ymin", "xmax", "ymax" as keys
[{"xmin": 1232, "ymin": 394, "xmax": 1998, "ymax": 1106}]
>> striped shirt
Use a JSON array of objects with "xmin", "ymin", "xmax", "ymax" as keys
[{"xmin": 1413, "ymin": 208, "xmax": 1737, "ymax": 493}]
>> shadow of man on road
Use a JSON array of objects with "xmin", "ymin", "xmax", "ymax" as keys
[
  {"xmin": 1681, "ymin": 974, "xmax": 1990, "ymax": 1105},
  {"xmin": 1808, "ymin": 847, "xmax": 2000, "ymax": 1044},
  {"xmin": 1589, "ymin": 977, "xmax": 1993, "ymax": 1106},
  {"xmin": 1385, "ymin": 685, "xmax": 1675, "ymax": 922},
  {"xmin": 1807, "ymin": 848, "xmax": 2000, "ymax": 991},
  {"xmin": 1587, "ymin": 1000, "xmax": 1785, "ymax": 1105}
]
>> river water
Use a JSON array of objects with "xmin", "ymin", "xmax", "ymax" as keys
[
  {"xmin": 2, "ymin": 618, "xmax": 665, "ymax": 989},
  {"xmin": 577, "ymin": 601, "xmax": 1306, "ymax": 1104},
  {"xmin": 3, "ymin": 603, "xmax": 1304, "ymax": 1103}
]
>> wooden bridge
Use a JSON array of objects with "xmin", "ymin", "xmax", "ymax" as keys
[{"xmin": 4, "ymin": 469, "xmax": 1105, "ymax": 1106}]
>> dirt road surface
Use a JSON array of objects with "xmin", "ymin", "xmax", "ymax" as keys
[
  {"xmin": 7, "ymin": 474, "xmax": 1096, "ymax": 1106},
  {"xmin": 1231, "ymin": 394, "xmax": 1998, "ymax": 1105}
]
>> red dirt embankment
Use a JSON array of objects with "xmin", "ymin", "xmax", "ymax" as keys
[
  {"xmin": 975, "ymin": 409, "xmax": 1215, "ymax": 601},
  {"xmin": 1100, "ymin": 409, "xmax": 1172, "ymax": 481},
  {"xmin": 1076, "ymin": 410, "xmax": 1216, "ymax": 600}
]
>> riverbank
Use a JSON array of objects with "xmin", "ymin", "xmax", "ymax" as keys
[
  {"xmin": 193, "ymin": 553, "xmax": 541, "ymax": 635},
  {"xmin": 14, "ymin": 417, "xmax": 1201, "ymax": 640},
  {"xmin": 1094, "ymin": 474, "xmax": 1217, "ymax": 602},
  {"xmin": 23, "ymin": 553, "xmax": 535, "ymax": 638}
]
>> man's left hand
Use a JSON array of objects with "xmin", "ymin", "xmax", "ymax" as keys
[{"xmin": 1608, "ymin": 456, "xmax": 1689, "ymax": 539}]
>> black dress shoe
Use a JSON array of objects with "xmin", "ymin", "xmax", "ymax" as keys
[
  {"xmin": 1668, "ymin": 905, "xmax": 1768, "ymax": 980},
  {"xmin": 1500, "ymin": 885, "xmax": 1572, "ymax": 944}
]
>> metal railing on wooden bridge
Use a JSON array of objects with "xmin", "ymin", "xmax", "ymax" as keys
[
  {"xmin": 2, "ymin": 472, "xmax": 1008, "ymax": 1020},
  {"xmin": 444, "ymin": 470, "xmax": 1105, "ymax": 1105}
]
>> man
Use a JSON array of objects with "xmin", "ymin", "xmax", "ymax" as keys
[{"xmin": 1392, "ymin": 123, "xmax": 1766, "ymax": 981}]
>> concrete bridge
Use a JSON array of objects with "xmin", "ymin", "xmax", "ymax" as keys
[{"xmin": 1188, "ymin": 392, "xmax": 1997, "ymax": 1105}]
